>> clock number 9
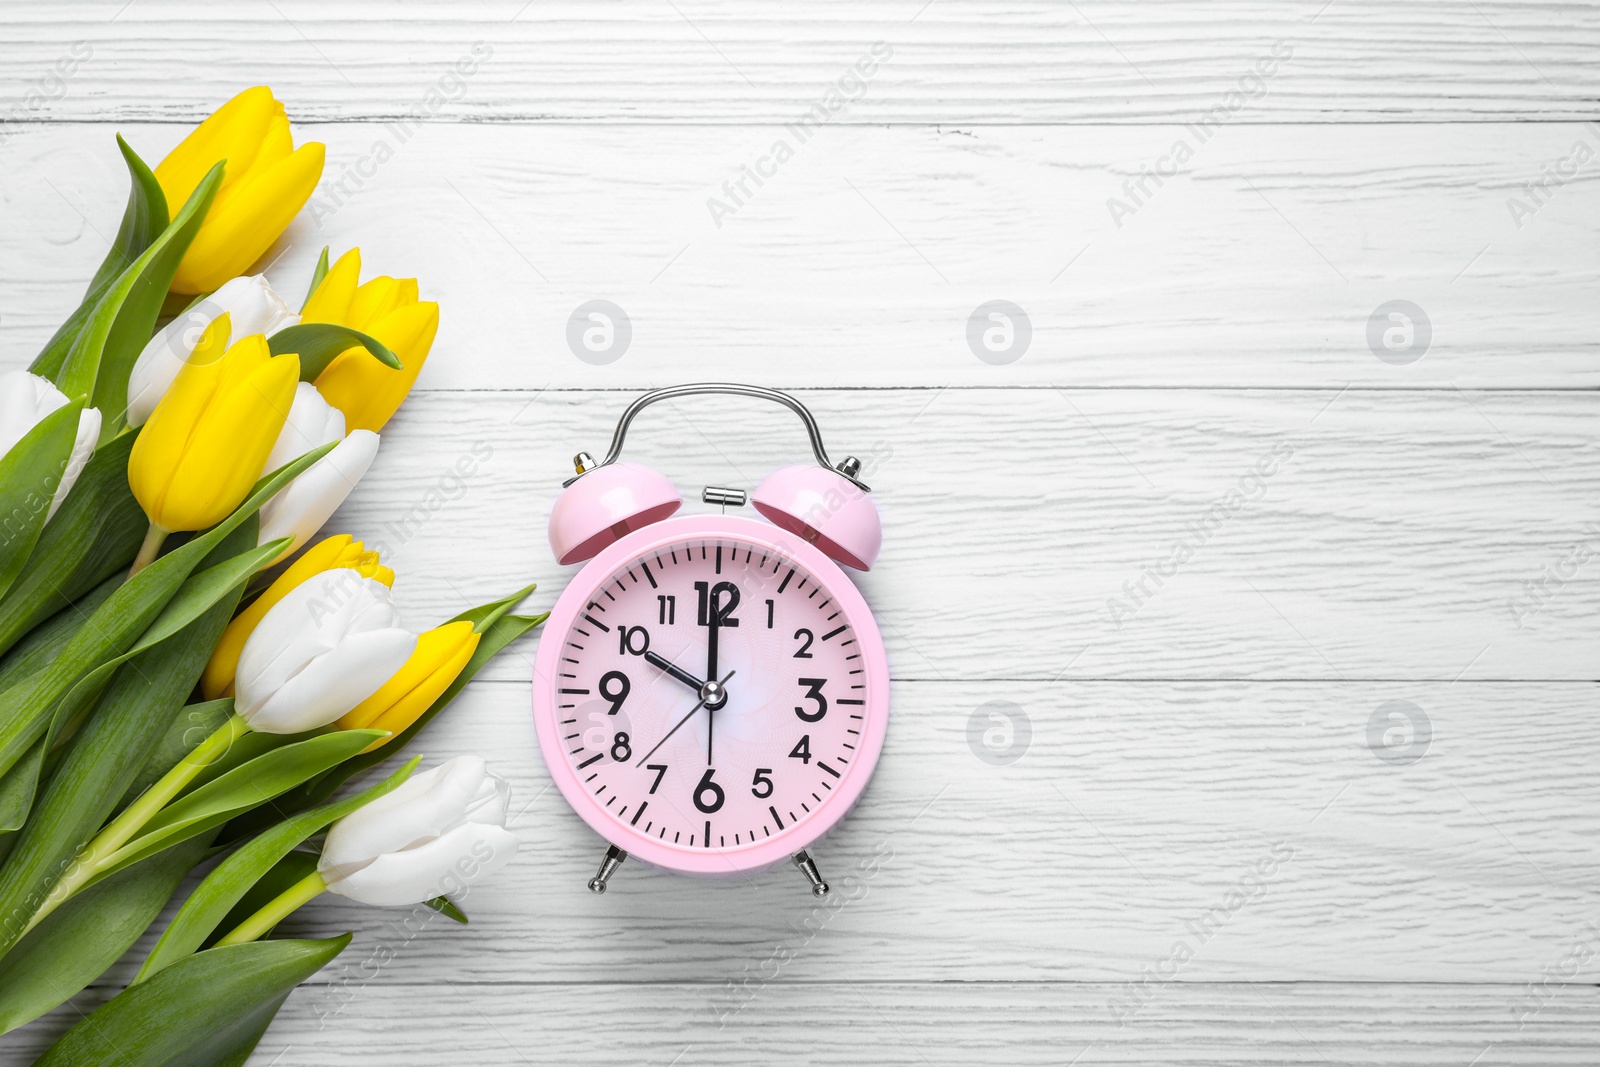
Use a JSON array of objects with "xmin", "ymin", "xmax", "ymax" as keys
[
  {"xmin": 599, "ymin": 670, "xmax": 630, "ymax": 715},
  {"xmin": 794, "ymin": 677, "xmax": 828, "ymax": 722},
  {"xmin": 693, "ymin": 768, "xmax": 725, "ymax": 813}
]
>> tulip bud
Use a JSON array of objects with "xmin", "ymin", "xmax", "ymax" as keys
[
  {"xmin": 319, "ymin": 755, "xmax": 518, "ymax": 907},
  {"xmin": 127, "ymin": 316, "xmax": 299, "ymax": 534},
  {"xmin": 155, "ymin": 86, "xmax": 326, "ymax": 295},
  {"xmin": 0, "ymin": 370, "xmax": 101, "ymax": 521},
  {"xmin": 338, "ymin": 620, "xmax": 481, "ymax": 748},
  {"xmin": 302, "ymin": 248, "xmax": 440, "ymax": 432},
  {"xmin": 263, "ymin": 382, "xmax": 346, "ymax": 475},
  {"xmin": 234, "ymin": 569, "xmax": 416, "ymax": 734},
  {"xmin": 257, "ymin": 429, "xmax": 380, "ymax": 563},
  {"xmin": 201, "ymin": 533, "xmax": 393, "ymax": 701},
  {"xmin": 127, "ymin": 275, "xmax": 299, "ymax": 427}
]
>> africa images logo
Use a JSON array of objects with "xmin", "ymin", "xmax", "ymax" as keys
[{"xmin": 1104, "ymin": 40, "xmax": 1293, "ymax": 228}]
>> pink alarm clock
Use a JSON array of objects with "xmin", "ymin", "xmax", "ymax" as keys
[{"xmin": 532, "ymin": 384, "xmax": 888, "ymax": 896}]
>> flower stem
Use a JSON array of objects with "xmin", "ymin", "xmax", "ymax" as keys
[
  {"xmin": 215, "ymin": 870, "xmax": 329, "ymax": 947},
  {"xmin": 129, "ymin": 522, "xmax": 168, "ymax": 577},
  {"xmin": 21, "ymin": 715, "xmax": 251, "ymax": 936}
]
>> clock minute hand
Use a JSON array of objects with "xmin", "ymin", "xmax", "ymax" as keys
[
  {"xmin": 634, "ymin": 670, "xmax": 735, "ymax": 766},
  {"xmin": 643, "ymin": 651, "xmax": 705, "ymax": 694}
]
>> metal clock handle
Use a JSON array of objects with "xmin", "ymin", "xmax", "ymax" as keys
[{"xmin": 563, "ymin": 382, "xmax": 871, "ymax": 492}]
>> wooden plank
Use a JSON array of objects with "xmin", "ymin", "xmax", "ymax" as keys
[
  {"xmin": 4, "ymin": 122, "xmax": 1595, "ymax": 390},
  {"xmin": 31, "ymin": 677, "xmax": 1576, "ymax": 987},
  {"xmin": 1, "ymin": 1, "xmax": 1595, "ymax": 123},
  {"xmin": 8, "ymin": 979, "xmax": 1600, "ymax": 1064},
  {"xmin": 300, "ymin": 389, "xmax": 1600, "ymax": 683}
]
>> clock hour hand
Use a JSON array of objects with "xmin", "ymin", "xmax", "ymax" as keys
[
  {"xmin": 634, "ymin": 670, "xmax": 735, "ymax": 766},
  {"xmin": 643, "ymin": 650, "xmax": 705, "ymax": 694}
]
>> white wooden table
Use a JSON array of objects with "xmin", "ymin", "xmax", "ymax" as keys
[{"xmin": 3, "ymin": 2, "xmax": 1599, "ymax": 1063}]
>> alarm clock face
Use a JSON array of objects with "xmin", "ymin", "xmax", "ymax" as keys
[{"xmin": 533, "ymin": 515, "xmax": 889, "ymax": 875}]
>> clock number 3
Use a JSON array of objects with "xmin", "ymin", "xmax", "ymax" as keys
[{"xmin": 794, "ymin": 678, "xmax": 828, "ymax": 722}]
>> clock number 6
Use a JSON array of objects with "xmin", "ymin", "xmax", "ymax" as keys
[
  {"xmin": 693, "ymin": 768, "xmax": 725, "ymax": 813},
  {"xmin": 794, "ymin": 677, "xmax": 828, "ymax": 722}
]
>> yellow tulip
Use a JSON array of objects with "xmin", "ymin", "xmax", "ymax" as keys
[
  {"xmin": 128, "ymin": 314, "xmax": 299, "ymax": 544},
  {"xmin": 201, "ymin": 534, "xmax": 394, "ymax": 700},
  {"xmin": 338, "ymin": 620, "xmax": 481, "ymax": 749},
  {"xmin": 156, "ymin": 86, "xmax": 326, "ymax": 295},
  {"xmin": 303, "ymin": 248, "xmax": 440, "ymax": 432}
]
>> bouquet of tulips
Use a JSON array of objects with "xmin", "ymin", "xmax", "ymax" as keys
[{"xmin": 0, "ymin": 88, "xmax": 541, "ymax": 1062}]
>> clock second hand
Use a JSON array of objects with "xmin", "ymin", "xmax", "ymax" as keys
[{"xmin": 634, "ymin": 670, "xmax": 735, "ymax": 767}]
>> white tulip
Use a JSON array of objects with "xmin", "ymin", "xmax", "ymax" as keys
[
  {"xmin": 319, "ymin": 756, "xmax": 519, "ymax": 907},
  {"xmin": 263, "ymin": 382, "xmax": 346, "ymax": 476},
  {"xmin": 258, "ymin": 429, "xmax": 379, "ymax": 562},
  {"xmin": 234, "ymin": 571, "xmax": 416, "ymax": 733},
  {"xmin": 126, "ymin": 274, "xmax": 299, "ymax": 427},
  {"xmin": 0, "ymin": 370, "xmax": 102, "ymax": 521}
]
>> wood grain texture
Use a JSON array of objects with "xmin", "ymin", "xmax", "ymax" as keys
[
  {"xmin": 1, "ymin": 675, "xmax": 1595, "ymax": 1015},
  {"xmin": 2, "ymin": 0, "xmax": 1598, "ymax": 1061},
  {"xmin": 8, "ymin": 980, "xmax": 1600, "ymax": 1065},
  {"xmin": 313, "ymin": 389, "xmax": 1600, "ymax": 683},
  {"xmin": 146, "ymin": 678, "xmax": 1600, "ymax": 986},
  {"xmin": 3, "ymin": 122, "xmax": 1597, "ymax": 390},
  {"xmin": 1, "ymin": 1, "xmax": 1596, "ymax": 123}
]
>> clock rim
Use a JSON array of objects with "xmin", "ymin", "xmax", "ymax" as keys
[{"xmin": 531, "ymin": 513, "xmax": 890, "ymax": 876}]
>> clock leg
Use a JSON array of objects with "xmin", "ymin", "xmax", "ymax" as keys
[
  {"xmin": 791, "ymin": 850, "xmax": 829, "ymax": 898},
  {"xmin": 587, "ymin": 844, "xmax": 628, "ymax": 894}
]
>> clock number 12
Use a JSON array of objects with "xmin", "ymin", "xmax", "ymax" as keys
[{"xmin": 694, "ymin": 581, "xmax": 740, "ymax": 627}]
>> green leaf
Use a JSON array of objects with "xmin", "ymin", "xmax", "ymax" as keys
[
  {"xmin": 0, "ymin": 573, "xmax": 120, "ymax": 849},
  {"xmin": 425, "ymin": 895, "xmax": 470, "ymax": 924},
  {"xmin": 268, "ymin": 322, "xmax": 402, "ymax": 380},
  {"xmin": 140, "ymin": 756, "xmax": 420, "ymax": 981},
  {"xmin": 0, "ymin": 442, "xmax": 333, "ymax": 783},
  {"xmin": 0, "ymin": 587, "xmax": 242, "ymax": 962},
  {"xmin": 30, "ymin": 137, "xmax": 169, "ymax": 382},
  {"xmin": 0, "ymin": 738, "xmax": 44, "ymax": 836},
  {"xmin": 456, "ymin": 581, "xmax": 537, "ymax": 633},
  {"xmin": 118, "ymin": 698, "xmax": 235, "ymax": 812},
  {"xmin": 205, "ymin": 850, "xmax": 321, "ymax": 948},
  {"xmin": 135, "ymin": 538, "xmax": 290, "ymax": 654},
  {"xmin": 33, "ymin": 935, "xmax": 351, "ymax": 1067},
  {"xmin": 96, "ymin": 729, "xmax": 387, "ymax": 883},
  {"xmin": 24, "ymin": 536, "xmax": 289, "ymax": 795},
  {"xmin": 57, "ymin": 161, "xmax": 225, "ymax": 441},
  {"xmin": 0, "ymin": 836, "xmax": 207, "ymax": 1035},
  {"xmin": 208, "ymin": 991, "xmax": 292, "ymax": 1067},
  {"xmin": 302, "ymin": 245, "xmax": 330, "ymax": 310},
  {"xmin": 0, "ymin": 399, "xmax": 82, "ymax": 604},
  {"xmin": 88, "ymin": 135, "xmax": 172, "ymax": 297},
  {"xmin": 0, "ymin": 432, "xmax": 143, "ymax": 662},
  {"xmin": 0, "ymin": 570, "xmax": 117, "ymax": 701}
]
